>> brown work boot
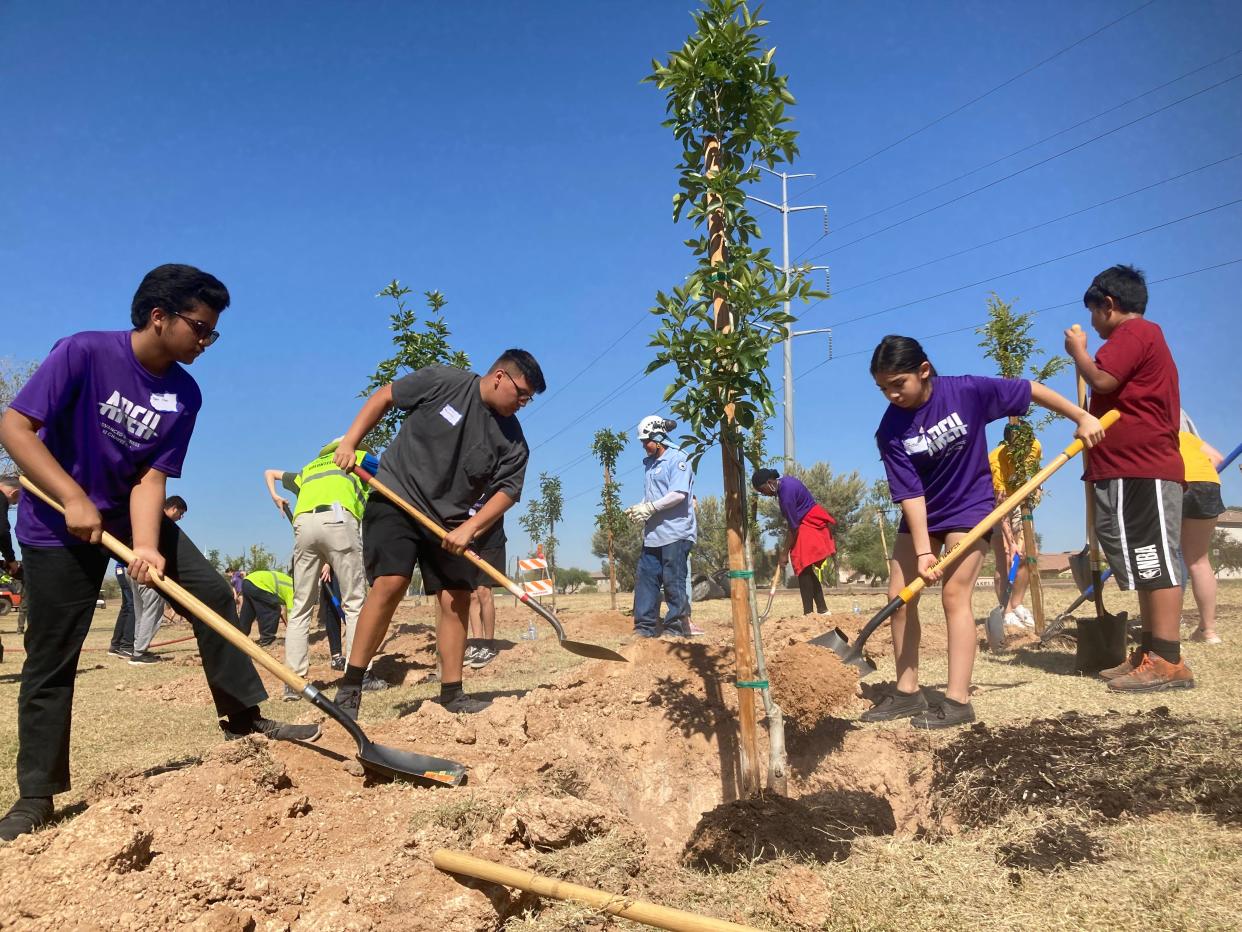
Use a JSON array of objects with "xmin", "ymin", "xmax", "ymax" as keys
[
  {"xmin": 1098, "ymin": 649, "xmax": 1142, "ymax": 681},
  {"xmin": 1107, "ymin": 653, "xmax": 1194, "ymax": 692}
]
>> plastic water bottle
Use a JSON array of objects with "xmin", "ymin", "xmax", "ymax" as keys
[
  {"xmin": 852, "ymin": 602, "xmax": 861, "ymax": 616},
  {"xmin": 523, "ymin": 620, "xmax": 537, "ymax": 640}
]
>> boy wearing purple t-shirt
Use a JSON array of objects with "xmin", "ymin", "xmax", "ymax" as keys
[
  {"xmin": 865, "ymin": 336, "xmax": 1103, "ymax": 729},
  {"xmin": 0, "ymin": 264, "xmax": 319, "ymax": 843}
]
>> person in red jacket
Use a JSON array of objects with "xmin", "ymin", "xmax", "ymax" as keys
[{"xmin": 753, "ymin": 469, "xmax": 836, "ymax": 615}]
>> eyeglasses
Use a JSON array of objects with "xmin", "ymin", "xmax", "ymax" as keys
[
  {"xmin": 171, "ymin": 311, "xmax": 220, "ymax": 346},
  {"xmin": 501, "ymin": 369, "xmax": 534, "ymax": 403}
]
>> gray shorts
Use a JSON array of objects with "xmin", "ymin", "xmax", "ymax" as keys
[{"xmin": 1092, "ymin": 478, "xmax": 1182, "ymax": 591}]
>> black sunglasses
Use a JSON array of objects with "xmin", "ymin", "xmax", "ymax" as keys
[
  {"xmin": 171, "ymin": 311, "xmax": 220, "ymax": 346},
  {"xmin": 501, "ymin": 369, "xmax": 534, "ymax": 402}
]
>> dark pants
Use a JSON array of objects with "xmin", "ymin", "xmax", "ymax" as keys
[
  {"xmin": 319, "ymin": 579, "xmax": 343, "ymax": 657},
  {"xmin": 798, "ymin": 566, "xmax": 827, "ymax": 614},
  {"xmin": 109, "ymin": 571, "xmax": 135, "ymax": 653},
  {"xmin": 240, "ymin": 579, "xmax": 282, "ymax": 644},
  {"xmin": 633, "ymin": 539, "xmax": 693, "ymax": 637},
  {"xmin": 18, "ymin": 519, "xmax": 267, "ymax": 797}
]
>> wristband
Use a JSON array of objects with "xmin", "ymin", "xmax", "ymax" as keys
[{"xmin": 917, "ymin": 552, "xmax": 933, "ymax": 557}]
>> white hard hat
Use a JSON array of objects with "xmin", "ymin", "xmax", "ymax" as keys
[{"xmin": 637, "ymin": 415, "xmax": 676, "ymax": 442}]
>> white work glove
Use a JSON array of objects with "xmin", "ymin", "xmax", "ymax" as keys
[{"xmin": 625, "ymin": 502, "xmax": 656, "ymax": 525}]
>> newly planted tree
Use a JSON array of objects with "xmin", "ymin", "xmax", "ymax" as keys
[
  {"xmin": 360, "ymin": 280, "xmax": 470, "ymax": 451},
  {"xmin": 539, "ymin": 473, "xmax": 563, "ymax": 610},
  {"xmin": 591, "ymin": 428, "xmax": 628, "ymax": 610},
  {"xmin": 646, "ymin": 0, "xmax": 819, "ymax": 795},
  {"xmin": 976, "ymin": 292, "xmax": 1070, "ymax": 632}
]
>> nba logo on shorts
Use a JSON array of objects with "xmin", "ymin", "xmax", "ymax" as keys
[{"xmin": 1133, "ymin": 544, "xmax": 1161, "ymax": 580}]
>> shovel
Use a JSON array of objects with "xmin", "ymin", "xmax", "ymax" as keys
[
  {"xmin": 757, "ymin": 555, "xmax": 783, "ymax": 623},
  {"xmin": 354, "ymin": 467, "xmax": 626, "ymax": 663},
  {"xmin": 811, "ymin": 409, "xmax": 1120, "ymax": 677},
  {"xmin": 19, "ymin": 476, "xmax": 467, "ymax": 788}
]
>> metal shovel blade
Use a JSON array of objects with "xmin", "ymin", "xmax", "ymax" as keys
[
  {"xmin": 559, "ymin": 639, "xmax": 629, "ymax": 662},
  {"xmin": 305, "ymin": 687, "xmax": 467, "ymax": 787},
  {"xmin": 809, "ymin": 627, "xmax": 878, "ymax": 678}
]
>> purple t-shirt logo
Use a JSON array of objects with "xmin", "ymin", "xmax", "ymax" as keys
[
  {"xmin": 11, "ymin": 330, "xmax": 201, "ymax": 548},
  {"xmin": 99, "ymin": 390, "xmax": 164, "ymax": 443}
]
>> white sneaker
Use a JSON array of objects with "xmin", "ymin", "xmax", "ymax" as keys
[
  {"xmin": 1015, "ymin": 605, "xmax": 1035, "ymax": 628},
  {"xmin": 1003, "ymin": 611, "xmax": 1023, "ymax": 630}
]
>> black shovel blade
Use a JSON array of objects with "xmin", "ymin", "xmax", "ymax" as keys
[
  {"xmin": 560, "ymin": 638, "xmax": 629, "ymax": 662},
  {"xmin": 306, "ymin": 686, "xmax": 467, "ymax": 787},
  {"xmin": 356, "ymin": 739, "xmax": 468, "ymax": 788}
]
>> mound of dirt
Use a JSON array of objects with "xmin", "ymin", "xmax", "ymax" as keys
[
  {"xmin": 0, "ymin": 613, "xmax": 940, "ymax": 930},
  {"xmin": 767, "ymin": 642, "xmax": 860, "ymax": 729},
  {"xmin": 682, "ymin": 788, "xmax": 894, "ymax": 871},
  {"xmin": 933, "ymin": 707, "xmax": 1242, "ymax": 826}
]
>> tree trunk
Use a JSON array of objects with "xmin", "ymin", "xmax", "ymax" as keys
[
  {"xmin": 1020, "ymin": 504, "xmax": 1045, "ymax": 635},
  {"xmin": 707, "ymin": 134, "xmax": 762, "ymax": 799},
  {"xmin": 606, "ymin": 464, "xmax": 618, "ymax": 610}
]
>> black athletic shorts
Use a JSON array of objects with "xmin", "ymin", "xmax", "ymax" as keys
[
  {"xmin": 471, "ymin": 523, "xmax": 506, "ymax": 586},
  {"xmin": 362, "ymin": 496, "xmax": 477, "ymax": 594},
  {"xmin": 1183, "ymin": 481, "xmax": 1225, "ymax": 520},
  {"xmin": 1092, "ymin": 478, "xmax": 1182, "ymax": 591}
]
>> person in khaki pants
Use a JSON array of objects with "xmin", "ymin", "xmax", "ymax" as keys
[{"xmin": 264, "ymin": 439, "xmax": 384, "ymax": 698}]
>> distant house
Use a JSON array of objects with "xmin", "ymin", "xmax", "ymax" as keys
[
  {"xmin": 1217, "ymin": 508, "xmax": 1242, "ymax": 580},
  {"xmin": 1037, "ymin": 552, "xmax": 1075, "ymax": 579}
]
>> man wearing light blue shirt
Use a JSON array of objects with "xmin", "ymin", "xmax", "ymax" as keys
[{"xmin": 626, "ymin": 416, "xmax": 697, "ymax": 638}]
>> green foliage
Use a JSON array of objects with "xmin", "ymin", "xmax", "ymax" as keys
[
  {"xmin": 1212, "ymin": 529, "xmax": 1242, "ymax": 573},
  {"xmin": 976, "ymin": 293, "xmax": 1069, "ymax": 491},
  {"xmin": 591, "ymin": 518, "xmax": 642, "ymax": 591},
  {"xmin": 644, "ymin": 0, "xmax": 823, "ymax": 464},
  {"xmin": 555, "ymin": 567, "xmax": 595, "ymax": 594},
  {"xmin": 360, "ymin": 280, "xmax": 471, "ymax": 450},
  {"xmin": 205, "ymin": 548, "xmax": 224, "ymax": 572},
  {"xmin": 591, "ymin": 428, "xmax": 629, "ymax": 605},
  {"xmin": 222, "ymin": 543, "xmax": 279, "ymax": 574},
  {"xmin": 0, "ymin": 357, "xmax": 38, "ymax": 475},
  {"xmin": 519, "ymin": 474, "xmax": 564, "ymax": 604}
]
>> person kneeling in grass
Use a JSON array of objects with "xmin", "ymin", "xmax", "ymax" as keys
[{"xmin": 0, "ymin": 264, "xmax": 319, "ymax": 844}]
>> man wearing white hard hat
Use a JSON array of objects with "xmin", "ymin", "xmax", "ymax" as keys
[{"xmin": 626, "ymin": 416, "xmax": 697, "ymax": 638}]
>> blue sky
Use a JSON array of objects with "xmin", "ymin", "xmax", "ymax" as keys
[{"xmin": 3, "ymin": 0, "xmax": 1240, "ymax": 571}]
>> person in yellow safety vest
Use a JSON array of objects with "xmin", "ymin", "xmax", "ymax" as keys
[
  {"xmin": 985, "ymin": 423, "xmax": 1043, "ymax": 648},
  {"xmin": 239, "ymin": 569, "xmax": 293, "ymax": 647},
  {"xmin": 264, "ymin": 439, "xmax": 385, "ymax": 699}
]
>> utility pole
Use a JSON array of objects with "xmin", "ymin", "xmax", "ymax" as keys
[{"xmin": 748, "ymin": 166, "xmax": 831, "ymax": 472}]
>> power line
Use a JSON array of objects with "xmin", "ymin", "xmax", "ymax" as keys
[
  {"xmin": 527, "ymin": 366, "xmax": 652, "ymax": 451},
  {"xmin": 798, "ymin": 0, "xmax": 1160, "ymax": 195},
  {"xmin": 820, "ymin": 197, "xmax": 1242, "ymax": 330},
  {"xmin": 522, "ymin": 310, "xmax": 650, "ymax": 421},
  {"xmin": 801, "ymin": 70, "xmax": 1242, "ymax": 263},
  {"xmin": 794, "ymin": 256, "xmax": 1242, "ymax": 381},
  {"xmin": 794, "ymin": 48, "xmax": 1242, "ymax": 260},
  {"xmin": 808, "ymin": 151, "xmax": 1242, "ymax": 306}
]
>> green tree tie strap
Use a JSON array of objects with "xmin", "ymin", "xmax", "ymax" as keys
[
  {"xmin": 727, "ymin": 570, "xmax": 754, "ymax": 578},
  {"xmin": 736, "ymin": 680, "xmax": 769, "ymax": 689}
]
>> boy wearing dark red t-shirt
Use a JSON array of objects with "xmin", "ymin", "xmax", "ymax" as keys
[{"xmin": 1064, "ymin": 264, "xmax": 1190, "ymax": 691}]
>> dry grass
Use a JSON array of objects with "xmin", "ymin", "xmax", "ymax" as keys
[{"xmin": 3, "ymin": 582, "xmax": 1241, "ymax": 930}]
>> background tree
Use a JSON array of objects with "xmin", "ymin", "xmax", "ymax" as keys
[
  {"xmin": 555, "ymin": 567, "xmax": 595, "ymax": 594},
  {"xmin": 538, "ymin": 473, "xmax": 563, "ymax": 609},
  {"xmin": 0, "ymin": 358, "xmax": 38, "ymax": 475},
  {"xmin": 591, "ymin": 519, "xmax": 641, "ymax": 592},
  {"xmin": 1212, "ymin": 529, "xmax": 1242, "ymax": 574},
  {"xmin": 976, "ymin": 292, "xmax": 1070, "ymax": 632},
  {"xmin": 591, "ymin": 428, "xmax": 628, "ymax": 610},
  {"xmin": 223, "ymin": 543, "xmax": 279, "ymax": 574},
  {"xmin": 360, "ymin": 280, "xmax": 470, "ymax": 451}
]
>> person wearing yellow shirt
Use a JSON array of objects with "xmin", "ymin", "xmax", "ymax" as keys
[
  {"xmin": 1179, "ymin": 422, "xmax": 1225, "ymax": 644},
  {"xmin": 986, "ymin": 424, "xmax": 1042, "ymax": 644},
  {"xmin": 239, "ymin": 569, "xmax": 293, "ymax": 648}
]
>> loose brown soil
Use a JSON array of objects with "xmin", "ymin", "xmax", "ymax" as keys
[{"xmin": 4, "ymin": 590, "xmax": 1242, "ymax": 931}]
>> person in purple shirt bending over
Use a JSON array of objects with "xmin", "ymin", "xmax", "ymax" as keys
[
  {"xmin": 864, "ymin": 335, "xmax": 1103, "ymax": 729},
  {"xmin": 0, "ymin": 264, "xmax": 319, "ymax": 843}
]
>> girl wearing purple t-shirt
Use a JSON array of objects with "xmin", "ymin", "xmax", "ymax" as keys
[{"xmin": 865, "ymin": 336, "xmax": 1103, "ymax": 729}]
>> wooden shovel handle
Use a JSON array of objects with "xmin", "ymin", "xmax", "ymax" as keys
[
  {"xmin": 18, "ymin": 476, "xmax": 307, "ymax": 691},
  {"xmin": 896, "ymin": 408, "xmax": 1121, "ymax": 602}
]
